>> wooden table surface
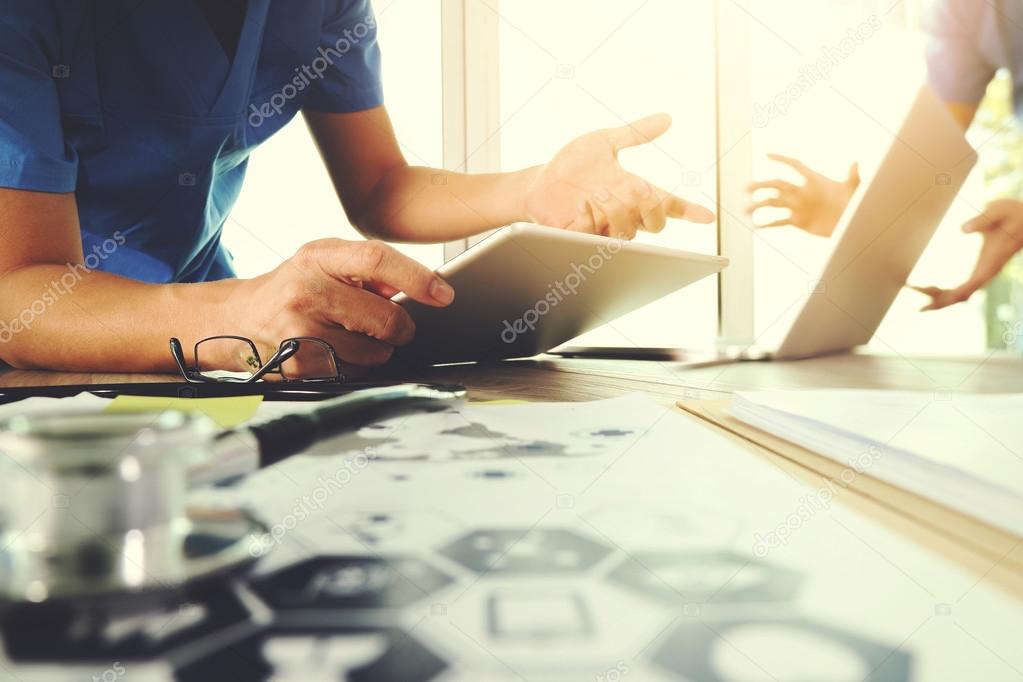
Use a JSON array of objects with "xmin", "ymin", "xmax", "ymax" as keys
[{"xmin": 0, "ymin": 350, "xmax": 1020, "ymax": 402}]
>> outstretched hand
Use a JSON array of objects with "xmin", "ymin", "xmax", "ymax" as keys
[
  {"xmin": 912, "ymin": 199, "xmax": 1023, "ymax": 311},
  {"xmin": 524, "ymin": 113, "xmax": 715, "ymax": 240},
  {"xmin": 746, "ymin": 154, "xmax": 860, "ymax": 237}
]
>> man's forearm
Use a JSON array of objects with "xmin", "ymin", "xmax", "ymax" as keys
[
  {"xmin": 355, "ymin": 165, "xmax": 540, "ymax": 243},
  {"xmin": 0, "ymin": 264, "xmax": 241, "ymax": 372}
]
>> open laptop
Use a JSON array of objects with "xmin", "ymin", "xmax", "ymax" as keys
[{"xmin": 558, "ymin": 84, "xmax": 978, "ymax": 364}]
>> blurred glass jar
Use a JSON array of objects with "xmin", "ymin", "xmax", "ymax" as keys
[{"xmin": 0, "ymin": 410, "xmax": 218, "ymax": 602}]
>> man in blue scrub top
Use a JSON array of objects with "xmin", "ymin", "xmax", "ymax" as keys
[
  {"xmin": 0, "ymin": 0, "xmax": 714, "ymax": 373},
  {"xmin": 747, "ymin": 0, "xmax": 1023, "ymax": 311}
]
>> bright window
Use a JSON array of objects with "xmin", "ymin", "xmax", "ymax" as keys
[
  {"xmin": 496, "ymin": 0, "xmax": 720, "ymax": 350},
  {"xmin": 746, "ymin": 0, "xmax": 989, "ymax": 355},
  {"xmin": 225, "ymin": 0, "xmax": 446, "ymax": 277}
]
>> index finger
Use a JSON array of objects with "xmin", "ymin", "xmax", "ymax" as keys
[
  {"xmin": 657, "ymin": 188, "xmax": 716, "ymax": 224},
  {"xmin": 340, "ymin": 241, "xmax": 455, "ymax": 307},
  {"xmin": 910, "ymin": 284, "xmax": 957, "ymax": 311},
  {"xmin": 911, "ymin": 278, "xmax": 984, "ymax": 311}
]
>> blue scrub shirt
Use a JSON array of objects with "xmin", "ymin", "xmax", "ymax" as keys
[{"xmin": 0, "ymin": 0, "xmax": 384, "ymax": 283}]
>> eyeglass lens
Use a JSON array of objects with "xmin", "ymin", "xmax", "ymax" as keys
[
  {"xmin": 279, "ymin": 338, "xmax": 339, "ymax": 381},
  {"xmin": 194, "ymin": 337, "xmax": 263, "ymax": 380}
]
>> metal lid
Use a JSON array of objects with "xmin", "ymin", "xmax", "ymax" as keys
[{"xmin": 0, "ymin": 410, "xmax": 218, "ymax": 467}]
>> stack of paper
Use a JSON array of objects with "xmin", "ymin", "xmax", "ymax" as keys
[{"xmin": 730, "ymin": 390, "xmax": 1023, "ymax": 538}]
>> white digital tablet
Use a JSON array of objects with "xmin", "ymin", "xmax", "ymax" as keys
[{"xmin": 394, "ymin": 224, "xmax": 728, "ymax": 365}]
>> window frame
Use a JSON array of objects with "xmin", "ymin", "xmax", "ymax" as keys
[{"xmin": 440, "ymin": 0, "xmax": 503, "ymax": 261}]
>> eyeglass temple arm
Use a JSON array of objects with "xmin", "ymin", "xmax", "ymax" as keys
[
  {"xmin": 246, "ymin": 339, "xmax": 302, "ymax": 383},
  {"xmin": 169, "ymin": 338, "xmax": 201, "ymax": 383}
]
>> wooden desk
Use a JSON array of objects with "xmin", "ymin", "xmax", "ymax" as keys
[
  {"xmin": 1, "ymin": 349, "xmax": 1019, "ymax": 401},
  {"xmin": 411, "ymin": 350, "xmax": 1022, "ymax": 399}
]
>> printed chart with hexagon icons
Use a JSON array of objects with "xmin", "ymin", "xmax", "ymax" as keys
[
  {"xmin": 176, "ymin": 626, "xmax": 448, "ymax": 682},
  {"xmin": 1, "ymin": 578, "xmax": 453, "ymax": 682},
  {"xmin": 439, "ymin": 527, "xmax": 615, "ymax": 575},
  {"xmin": 1, "ymin": 582, "xmax": 255, "ymax": 666},
  {"xmin": 254, "ymin": 555, "xmax": 456, "ymax": 617},
  {"xmin": 3, "ymin": 394, "xmax": 1021, "ymax": 681},
  {"xmin": 650, "ymin": 616, "xmax": 912, "ymax": 681},
  {"xmin": 422, "ymin": 578, "xmax": 673, "ymax": 676},
  {"xmin": 607, "ymin": 550, "xmax": 804, "ymax": 606}
]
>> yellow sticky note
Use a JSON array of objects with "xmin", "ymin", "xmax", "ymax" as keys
[{"xmin": 105, "ymin": 395, "xmax": 264, "ymax": 429}]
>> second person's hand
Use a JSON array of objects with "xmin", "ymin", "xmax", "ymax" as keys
[
  {"xmin": 228, "ymin": 239, "xmax": 454, "ymax": 373},
  {"xmin": 747, "ymin": 153, "xmax": 860, "ymax": 237},
  {"xmin": 912, "ymin": 199, "xmax": 1023, "ymax": 311}
]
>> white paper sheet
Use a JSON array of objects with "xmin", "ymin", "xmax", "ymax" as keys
[
  {"xmin": 731, "ymin": 390, "xmax": 1023, "ymax": 537},
  {"xmin": 0, "ymin": 393, "xmax": 110, "ymax": 419}
]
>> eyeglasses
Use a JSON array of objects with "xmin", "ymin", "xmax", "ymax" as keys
[{"xmin": 169, "ymin": 336, "xmax": 346, "ymax": 384}]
